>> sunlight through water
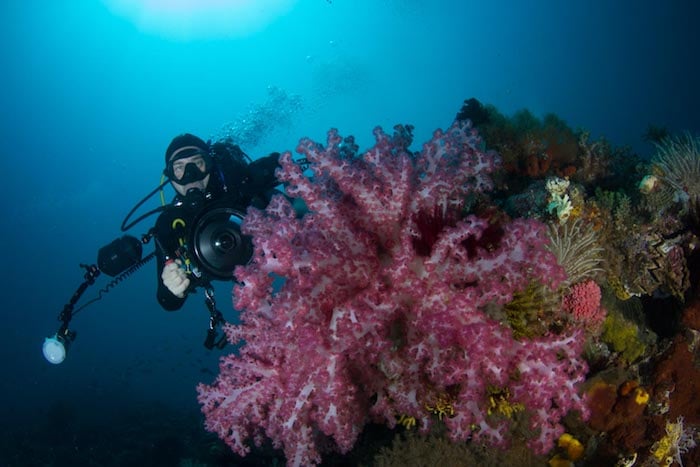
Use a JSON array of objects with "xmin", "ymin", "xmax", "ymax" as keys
[{"xmin": 102, "ymin": 0, "xmax": 298, "ymax": 40}]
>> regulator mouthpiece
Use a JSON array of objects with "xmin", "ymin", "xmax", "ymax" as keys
[{"xmin": 42, "ymin": 334, "xmax": 70, "ymax": 364}]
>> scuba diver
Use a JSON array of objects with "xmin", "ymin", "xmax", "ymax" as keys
[
  {"xmin": 42, "ymin": 132, "xmax": 285, "ymax": 363},
  {"xmin": 156, "ymin": 133, "xmax": 281, "ymax": 310}
]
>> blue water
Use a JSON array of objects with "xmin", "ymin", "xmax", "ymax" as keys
[{"xmin": 1, "ymin": 0, "xmax": 698, "ymax": 462}]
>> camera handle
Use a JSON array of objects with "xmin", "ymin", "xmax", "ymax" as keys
[
  {"xmin": 203, "ymin": 284, "xmax": 228, "ymax": 349},
  {"xmin": 43, "ymin": 264, "xmax": 101, "ymax": 364},
  {"xmin": 58, "ymin": 264, "xmax": 101, "ymax": 339}
]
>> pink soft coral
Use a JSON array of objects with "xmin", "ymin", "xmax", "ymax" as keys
[{"xmin": 197, "ymin": 120, "xmax": 589, "ymax": 465}]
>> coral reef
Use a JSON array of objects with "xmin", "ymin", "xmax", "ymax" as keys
[{"xmin": 192, "ymin": 100, "xmax": 700, "ymax": 466}]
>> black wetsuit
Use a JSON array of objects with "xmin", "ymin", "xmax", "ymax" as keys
[{"xmin": 154, "ymin": 143, "xmax": 280, "ymax": 310}]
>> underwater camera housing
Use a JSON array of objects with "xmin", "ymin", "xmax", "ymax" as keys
[
  {"xmin": 98, "ymin": 206, "xmax": 252, "ymax": 281},
  {"xmin": 189, "ymin": 206, "xmax": 253, "ymax": 280}
]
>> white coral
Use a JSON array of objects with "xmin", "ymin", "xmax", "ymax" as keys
[
  {"xmin": 545, "ymin": 176, "xmax": 570, "ymax": 196},
  {"xmin": 548, "ymin": 192, "xmax": 573, "ymax": 224}
]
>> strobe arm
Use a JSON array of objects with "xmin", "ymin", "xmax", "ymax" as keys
[{"xmin": 43, "ymin": 264, "xmax": 100, "ymax": 364}]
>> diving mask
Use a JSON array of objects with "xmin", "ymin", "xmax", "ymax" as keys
[{"xmin": 165, "ymin": 149, "xmax": 212, "ymax": 184}]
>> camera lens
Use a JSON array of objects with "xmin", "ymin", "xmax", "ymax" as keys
[
  {"xmin": 214, "ymin": 231, "xmax": 236, "ymax": 253},
  {"xmin": 191, "ymin": 207, "xmax": 253, "ymax": 280}
]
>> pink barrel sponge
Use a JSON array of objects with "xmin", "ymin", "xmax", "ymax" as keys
[{"xmin": 563, "ymin": 279, "xmax": 606, "ymax": 331}]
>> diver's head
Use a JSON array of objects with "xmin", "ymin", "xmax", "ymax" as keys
[{"xmin": 164, "ymin": 133, "xmax": 212, "ymax": 196}]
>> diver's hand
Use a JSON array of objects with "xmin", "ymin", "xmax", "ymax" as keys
[{"xmin": 162, "ymin": 260, "xmax": 190, "ymax": 298}]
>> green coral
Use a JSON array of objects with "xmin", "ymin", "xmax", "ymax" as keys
[{"xmin": 601, "ymin": 309, "xmax": 646, "ymax": 363}]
